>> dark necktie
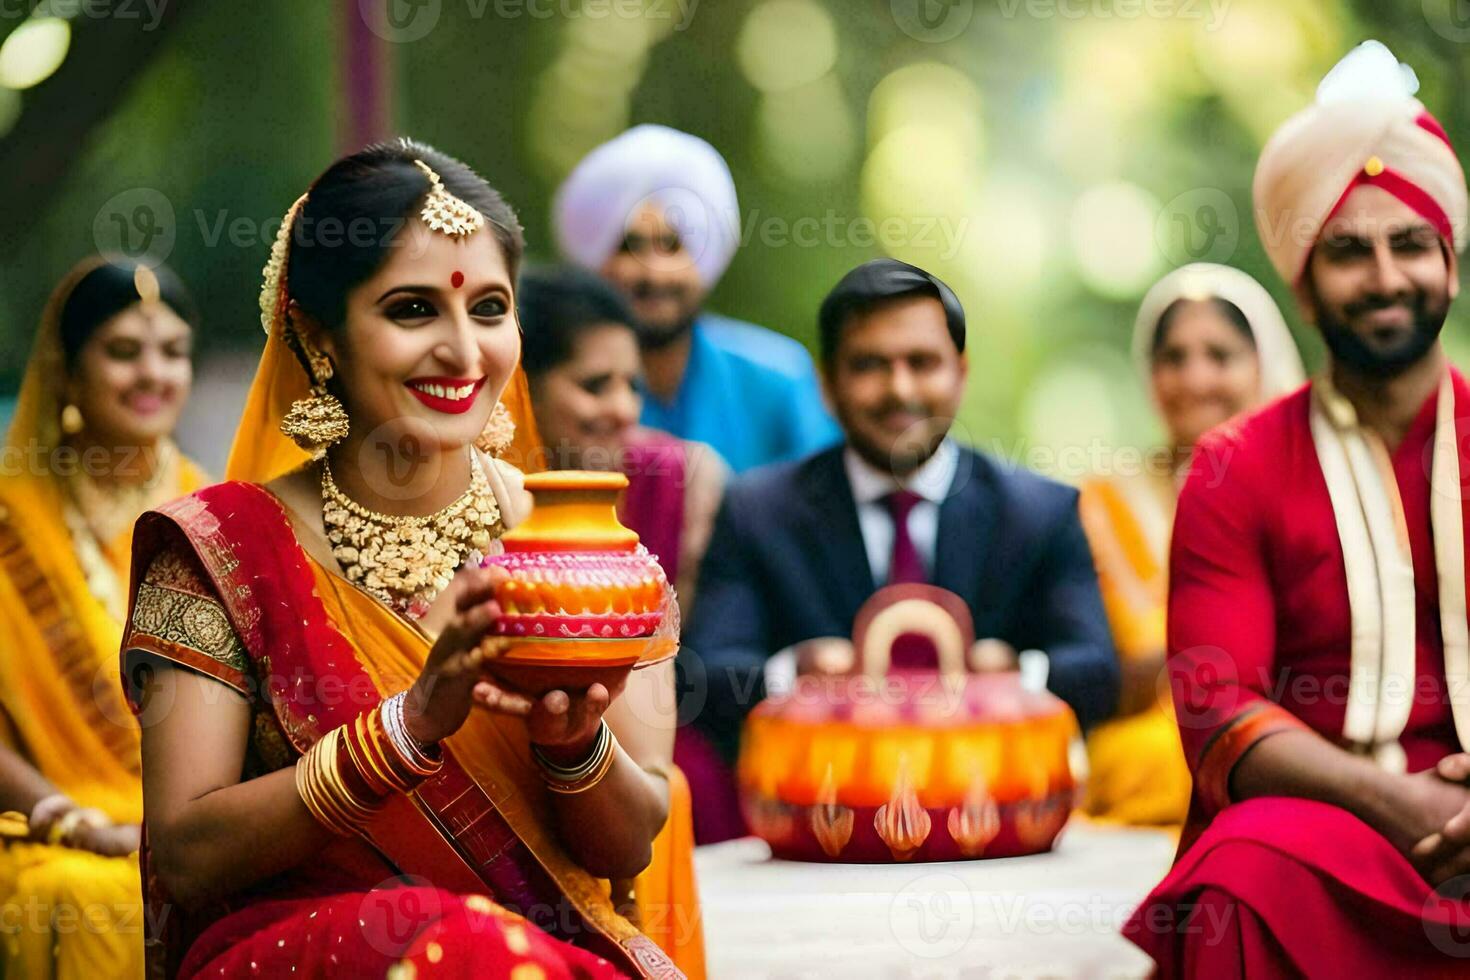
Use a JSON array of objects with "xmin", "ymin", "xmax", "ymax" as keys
[
  {"xmin": 883, "ymin": 488, "xmax": 934, "ymax": 670},
  {"xmin": 885, "ymin": 489, "xmax": 926, "ymax": 585}
]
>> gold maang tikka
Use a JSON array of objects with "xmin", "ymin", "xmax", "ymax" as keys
[
  {"xmin": 414, "ymin": 159, "xmax": 485, "ymax": 238},
  {"xmin": 133, "ymin": 264, "xmax": 162, "ymax": 310}
]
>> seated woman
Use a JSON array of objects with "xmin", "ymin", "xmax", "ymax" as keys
[
  {"xmin": 1081, "ymin": 263, "xmax": 1303, "ymax": 826},
  {"xmin": 517, "ymin": 264, "xmax": 727, "ymax": 624},
  {"xmin": 517, "ymin": 265, "xmax": 739, "ymax": 850},
  {"xmin": 517, "ymin": 264, "xmax": 716, "ymax": 973},
  {"xmin": 0, "ymin": 257, "xmax": 205, "ymax": 979},
  {"xmin": 123, "ymin": 142, "xmax": 683, "ymax": 978}
]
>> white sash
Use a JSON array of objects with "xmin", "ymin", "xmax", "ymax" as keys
[{"xmin": 1309, "ymin": 371, "xmax": 1470, "ymax": 770}]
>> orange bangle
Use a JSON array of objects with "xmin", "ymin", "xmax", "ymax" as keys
[{"xmin": 345, "ymin": 712, "xmax": 394, "ymax": 798}]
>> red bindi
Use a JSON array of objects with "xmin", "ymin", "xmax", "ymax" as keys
[{"xmin": 450, "ymin": 270, "xmax": 465, "ymax": 289}]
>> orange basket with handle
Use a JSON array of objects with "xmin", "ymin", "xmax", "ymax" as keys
[{"xmin": 738, "ymin": 584, "xmax": 1077, "ymax": 862}]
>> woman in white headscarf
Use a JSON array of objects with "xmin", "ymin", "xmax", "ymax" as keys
[{"xmin": 1080, "ymin": 262, "xmax": 1305, "ymax": 826}]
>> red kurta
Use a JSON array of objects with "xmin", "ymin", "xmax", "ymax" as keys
[{"xmin": 1125, "ymin": 370, "xmax": 1470, "ymax": 976}]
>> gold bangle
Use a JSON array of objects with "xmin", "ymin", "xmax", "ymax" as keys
[
  {"xmin": 296, "ymin": 726, "xmax": 384, "ymax": 836},
  {"xmin": 320, "ymin": 728, "xmax": 379, "ymax": 825},
  {"xmin": 538, "ymin": 724, "xmax": 620, "ymax": 796},
  {"xmin": 294, "ymin": 751, "xmax": 341, "ymax": 835},
  {"xmin": 357, "ymin": 711, "xmax": 402, "ymax": 793},
  {"xmin": 298, "ymin": 730, "xmax": 351, "ymax": 835},
  {"xmin": 47, "ymin": 809, "xmax": 84, "ymax": 847},
  {"xmin": 545, "ymin": 742, "xmax": 617, "ymax": 795}
]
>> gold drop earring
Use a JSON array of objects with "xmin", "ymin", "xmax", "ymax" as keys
[
  {"xmin": 475, "ymin": 401, "xmax": 516, "ymax": 458},
  {"xmin": 60, "ymin": 403, "xmax": 84, "ymax": 436},
  {"xmin": 280, "ymin": 333, "xmax": 350, "ymax": 458}
]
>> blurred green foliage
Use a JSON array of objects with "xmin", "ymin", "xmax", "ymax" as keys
[{"xmin": 3, "ymin": 0, "xmax": 1470, "ymax": 471}]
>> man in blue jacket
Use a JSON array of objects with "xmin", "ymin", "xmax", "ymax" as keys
[
  {"xmin": 554, "ymin": 125, "xmax": 840, "ymax": 473},
  {"xmin": 685, "ymin": 258, "xmax": 1120, "ymax": 761}
]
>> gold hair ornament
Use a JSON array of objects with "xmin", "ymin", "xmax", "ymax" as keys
[{"xmin": 414, "ymin": 159, "xmax": 485, "ymax": 238}]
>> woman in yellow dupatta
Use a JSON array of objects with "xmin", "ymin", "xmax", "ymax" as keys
[
  {"xmin": 1081, "ymin": 263, "xmax": 1304, "ymax": 826},
  {"xmin": 124, "ymin": 140, "xmax": 694, "ymax": 979},
  {"xmin": 0, "ymin": 256, "xmax": 205, "ymax": 979}
]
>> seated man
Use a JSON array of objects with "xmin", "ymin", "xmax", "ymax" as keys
[
  {"xmin": 685, "ymin": 258, "xmax": 1120, "ymax": 763},
  {"xmin": 1126, "ymin": 41, "xmax": 1470, "ymax": 974},
  {"xmin": 554, "ymin": 125, "xmax": 841, "ymax": 473}
]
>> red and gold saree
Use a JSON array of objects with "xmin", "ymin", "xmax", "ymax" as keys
[{"xmin": 125, "ymin": 479, "xmax": 681, "ymax": 979}]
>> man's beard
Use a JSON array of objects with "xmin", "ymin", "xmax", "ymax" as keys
[
  {"xmin": 628, "ymin": 281, "xmax": 699, "ymax": 350},
  {"xmin": 1316, "ymin": 287, "xmax": 1449, "ymax": 380},
  {"xmin": 843, "ymin": 401, "xmax": 950, "ymax": 477},
  {"xmin": 635, "ymin": 312, "xmax": 697, "ymax": 350}
]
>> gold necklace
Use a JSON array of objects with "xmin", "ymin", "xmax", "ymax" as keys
[
  {"xmin": 62, "ymin": 440, "xmax": 180, "ymax": 621},
  {"xmin": 65, "ymin": 440, "xmax": 178, "ymax": 545},
  {"xmin": 321, "ymin": 454, "xmax": 501, "ymax": 618}
]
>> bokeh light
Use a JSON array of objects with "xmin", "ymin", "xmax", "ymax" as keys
[
  {"xmin": 862, "ymin": 123, "xmax": 975, "ymax": 223},
  {"xmin": 1017, "ymin": 354, "xmax": 1130, "ymax": 482},
  {"xmin": 756, "ymin": 74, "xmax": 855, "ymax": 184},
  {"xmin": 0, "ymin": 17, "xmax": 71, "ymax": 91},
  {"xmin": 527, "ymin": 9, "xmax": 662, "ymax": 179},
  {"xmin": 958, "ymin": 175, "xmax": 1051, "ymax": 302},
  {"xmin": 1070, "ymin": 182, "xmax": 1163, "ymax": 300},
  {"xmin": 736, "ymin": 0, "xmax": 837, "ymax": 94},
  {"xmin": 866, "ymin": 62, "xmax": 982, "ymax": 152},
  {"xmin": 1192, "ymin": 3, "xmax": 1323, "ymax": 139}
]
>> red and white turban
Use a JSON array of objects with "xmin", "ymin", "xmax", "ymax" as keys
[{"xmin": 1253, "ymin": 40, "xmax": 1467, "ymax": 284}]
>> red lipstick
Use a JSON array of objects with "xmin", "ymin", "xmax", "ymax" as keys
[{"xmin": 404, "ymin": 376, "xmax": 486, "ymax": 415}]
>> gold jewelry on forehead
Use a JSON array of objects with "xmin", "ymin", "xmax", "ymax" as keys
[
  {"xmin": 414, "ymin": 159, "xmax": 485, "ymax": 238},
  {"xmin": 132, "ymin": 265, "xmax": 161, "ymax": 310}
]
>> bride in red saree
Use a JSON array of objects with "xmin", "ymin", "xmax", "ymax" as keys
[{"xmin": 121, "ymin": 141, "xmax": 686, "ymax": 979}]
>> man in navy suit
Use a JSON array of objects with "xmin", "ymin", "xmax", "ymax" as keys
[{"xmin": 683, "ymin": 258, "xmax": 1120, "ymax": 762}]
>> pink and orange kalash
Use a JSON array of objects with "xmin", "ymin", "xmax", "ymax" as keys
[
  {"xmin": 476, "ymin": 470, "xmax": 677, "ymax": 692},
  {"xmin": 738, "ymin": 586, "xmax": 1079, "ymax": 863}
]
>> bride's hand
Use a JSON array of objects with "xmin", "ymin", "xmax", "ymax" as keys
[
  {"xmin": 472, "ymin": 676, "xmax": 630, "ymax": 760},
  {"xmin": 402, "ymin": 566, "xmax": 507, "ymax": 745}
]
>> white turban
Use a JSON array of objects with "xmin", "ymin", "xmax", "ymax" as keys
[
  {"xmin": 1253, "ymin": 40, "xmax": 1468, "ymax": 284},
  {"xmin": 553, "ymin": 125, "xmax": 741, "ymax": 289}
]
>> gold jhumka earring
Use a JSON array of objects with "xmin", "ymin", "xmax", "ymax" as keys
[
  {"xmin": 475, "ymin": 400, "xmax": 515, "ymax": 458},
  {"xmin": 278, "ymin": 333, "xmax": 351, "ymax": 457}
]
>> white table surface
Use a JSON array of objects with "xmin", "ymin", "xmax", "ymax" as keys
[{"xmin": 693, "ymin": 819, "xmax": 1175, "ymax": 979}]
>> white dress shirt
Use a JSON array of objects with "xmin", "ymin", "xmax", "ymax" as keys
[
  {"xmin": 843, "ymin": 438, "xmax": 960, "ymax": 586},
  {"xmin": 765, "ymin": 439, "xmax": 961, "ymax": 696}
]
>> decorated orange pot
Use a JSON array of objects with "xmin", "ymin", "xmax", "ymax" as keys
[
  {"xmin": 478, "ymin": 471, "xmax": 676, "ymax": 691},
  {"xmin": 738, "ymin": 585, "xmax": 1078, "ymax": 863}
]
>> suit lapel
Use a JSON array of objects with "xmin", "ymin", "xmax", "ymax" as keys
[
  {"xmin": 799, "ymin": 447, "xmax": 875, "ymax": 620},
  {"xmin": 934, "ymin": 448, "xmax": 995, "ymax": 611}
]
